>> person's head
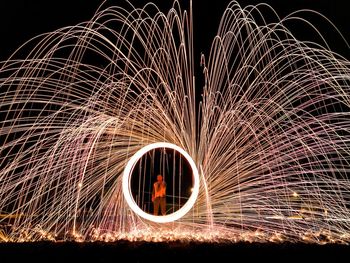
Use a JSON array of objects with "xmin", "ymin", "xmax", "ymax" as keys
[{"xmin": 157, "ymin": 174, "xmax": 163, "ymax": 182}]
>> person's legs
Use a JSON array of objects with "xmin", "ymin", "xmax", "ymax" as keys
[
  {"xmin": 160, "ymin": 197, "xmax": 166, "ymax": 215},
  {"xmin": 153, "ymin": 197, "xmax": 160, "ymax": 215}
]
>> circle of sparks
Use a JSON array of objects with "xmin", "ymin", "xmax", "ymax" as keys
[{"xmin": 122, "ymin": 142, "xmax": 200, "ymax": 223}]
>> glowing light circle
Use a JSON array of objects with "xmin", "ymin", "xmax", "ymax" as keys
[{"xmin": 122, "ymin": 142, "xmax": 199, "ymax": 223}]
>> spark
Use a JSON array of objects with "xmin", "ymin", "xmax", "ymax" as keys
[{"xmin": 0, "ymin": 1, "xmax": 350, "ymax": 243}]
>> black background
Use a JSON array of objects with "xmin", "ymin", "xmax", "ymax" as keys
[
  {"xmin": 0, "ymin": 0, "xmax": 349, "ymax": 62},
  {"xmin": 0, "ymin": 0, "xmax": 349, "ymax": 259}
]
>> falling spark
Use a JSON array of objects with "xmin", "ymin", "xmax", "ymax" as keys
[{"xmin": 0, "ymin": 1, "xmax": 350, "ymax": 243}]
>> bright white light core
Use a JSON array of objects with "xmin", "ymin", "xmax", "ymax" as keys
[{"xmin": 122, "ymin": 142, "xmax": 199, "ymax": 223}]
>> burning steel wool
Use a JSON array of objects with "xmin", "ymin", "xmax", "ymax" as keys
[{"xmin": 0, "ymin": 1, "xmax": 350, "ymax": 243}]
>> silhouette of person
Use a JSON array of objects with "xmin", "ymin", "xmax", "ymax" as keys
[{"xmin": 152, "ymin": 174, "xmax": 167, "ymax": 215}]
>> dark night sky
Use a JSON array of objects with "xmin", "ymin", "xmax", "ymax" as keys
[{"xmin": 0, "ymin": 0, "xmax": 349, "ymax": 63}]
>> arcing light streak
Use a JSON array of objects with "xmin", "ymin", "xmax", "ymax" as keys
[
  {"xmin": 0, "ymin": 1, "xmax": 350, "ymax": 243},
  {"xmin": 122, "ymin": 142, "xmax": 199, "ymax": 223}
]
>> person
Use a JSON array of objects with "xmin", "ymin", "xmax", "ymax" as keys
[{"xmin": 152, "ymin": 174, "xmax": 167, "ymax": 216}]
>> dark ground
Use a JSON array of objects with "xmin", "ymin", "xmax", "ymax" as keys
[{"xmin": 0, "ymin": 241, "xmax": 349, "ymax": 262}]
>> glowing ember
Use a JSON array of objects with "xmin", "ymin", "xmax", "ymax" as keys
[{"xmin": 122, "ymin": 142, "xmax": 200, "ymax": 223}]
